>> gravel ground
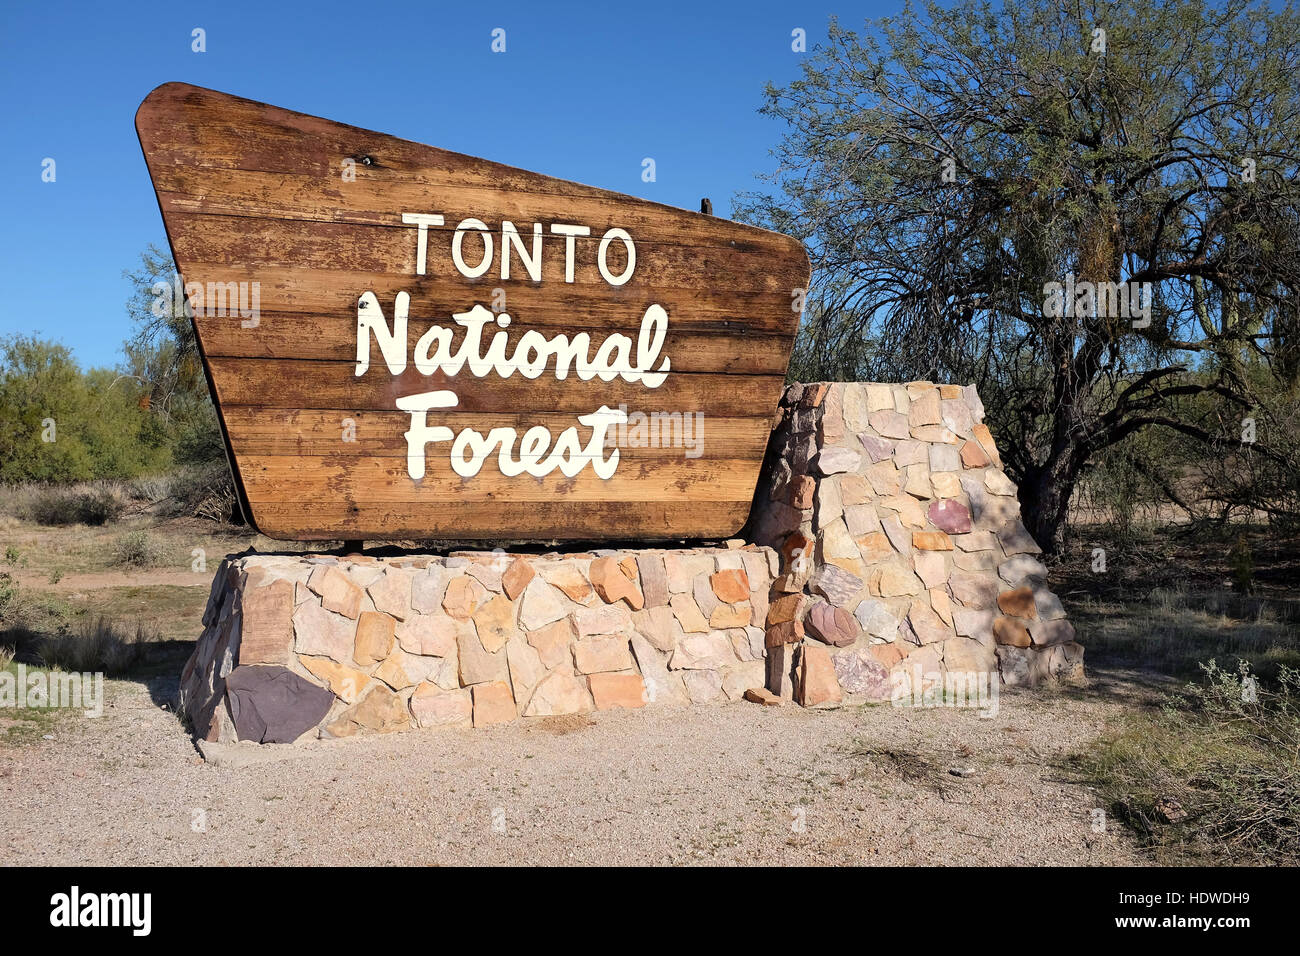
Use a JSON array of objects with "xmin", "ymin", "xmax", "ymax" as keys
[{"xmin": 0, "ymin": 668, "xmax": 1154, "ymax": 866}]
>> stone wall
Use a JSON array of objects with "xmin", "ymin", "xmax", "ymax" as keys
[
  {"xmin": 180, "ymin": 546, "xmax": 777, "ymax": 744},
  {"xmin": 748, "ymin": 382, "xmax": 1084, "ymax": 705}
]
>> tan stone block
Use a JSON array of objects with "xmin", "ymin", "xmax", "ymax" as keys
[
  {"xmin": 931, "ymin": 472, "xmax": 962, "ymax": 498},
  {"xmin": 869, "ymin": 642, "xmax": 905, "ymax": 669},
  {"xmin": 865, "ymin": 460, "xmax": 901, "ymax": 496},
  {"xmin": 525, "ymin": 616, "xmax": 576, "ymax": 668},
  {"xmin": 912, "ymin": 425, "xmax": 959, "ymax": 444},
  {"xmin": 670, "ymin": 592, "xmax": 710, "ymax": 633},
  {"xmin": 907, "ymin": 387, "xmax": 941, "ymax": 426},
  {"xmin": 307, "ymin": 565, "xmax": 363, "ymax": 619},
  {"xmin": 930, "ymin": 588, "xmax": 954, "ymax": 627},
  {"xmin": 856, "ymin": 531, "xmax": 895, "ymax": 563},
  {"xmin": 326, "ymin": 684, "xmax": 409, "ymax": 736},
  {"xmin": 840, "ymin": 472, "xmax": 873, "ymax": 506},
  {"xmin": 540, "ymin": 562, "xmax": 594, "ymax": 604},
  {"xmin": 373, "ymin": 649, "xmax": 430, "ymax": 690},
  {"xmin": 796, "ymin": 644, "xmax": 842, "ymax": 707},
  {"xmin": 354, "ymin": 611, "xmax": 396, "ymax": 667},
  {"xmin": 395, "ymin": 615, "xmax": 457, "ymax": 658},
  {"xmin": 914, "ymin": 551, "xmax": 947, "ymax": 588},
  {"xmin": 409, "ymin": 683, "xmax": 472, "ymax": 728},
  {"xmin": 472, "ymin": 681, "xmax": 516, "ymax": 727},
  {"xmin": 631, "ymin": 605, "xmax": 677, "ymax": 654},
  {"xmin": 876, "ymin": 564, "xmax": 924, "ymax": 597},
  {"xmin": 523, "ymin": 669, "xmax": 592, "ymax": 717},
  {"xmin": 819, "ymin": 518, "xmax": 861, "ymax": 562},
  {"xmin": 572, "ymin": 636, "xmax": 634, "ymax": 674},
  {"xmin": 670, "ymin": 631, "xmax": 737, "ymax": 670},
  {"xmin": 292, "ymin": 600, "xmax": 356, "ymax": 663},
  {"xmin": 441, "ymin": 577, "xmax": 479, "ymax": 620},
  {"xmin": 472, "ymin": 594, "xmax": 518, "ymax": 653},
  {"xmin": 972, "ymin": 423, "xmax": 1002, "ymax": 466},
  {"xmin": 368, "ymin": 568, "xmax": 412, "ymax": 620},
  {"xmin": 869, "ymin": 409, "xmax": 911, "ymax": 440},
  {"xmin": 589, "ymin": 556, "xmax": 645, "ymax": 610},
  {"xmin": 709, "ymin": 603, "xmax": 752, "ymax": 629},
  {"xmin": 881, "ymin": 495, "xmax": 927, "ymax": 528},
  {"xmin": 300, "ymin": 655, "xmax": 371, "ymax": 703},
  {"xmin": 985, "ymin": 470, "xmax": 1018, "ymax": 496},
  {"xmin": 904, "ymin": 464, "xmax": 932, "ymax": 499},
  {"xmin": 456, "ymin": 628, "xmax": 509, "ymax": 685},
  {"xmin": 960, "ymin": 440, "xmax": 990, "ymax": 468},
  {"xmin": 588, "ymin": 672, "xmax": 647, "ymax": 710}
]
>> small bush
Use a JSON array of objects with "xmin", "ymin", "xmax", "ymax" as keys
[
  {"xmin": 1077, "ymin": 660, "xmax": 1300, "ymax": 864},
  {"xmin": 38, "ymin": 617, "xmax": 157, "ymax": 675},
  {"xmin": 15, "ymin": 483, "xmax": 127, "ymax": 526},
  {"xmin": 0, "ymin": 644, "xmax": 14, "ymax": 670},
  {"xmin": 0, "ymin": 572, "xmax": 18, "ymax": 621},
  {"xmin": 159, "ymin": 462, "xmax": 238, "ymax": 523},
  {"xmin": 112, "ymin": 530, "xmax": 159, "ymax": 567}
]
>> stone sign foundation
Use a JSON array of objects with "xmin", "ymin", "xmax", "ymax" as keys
[
  {"xmin": 749, "ymin": 381, "xmax": 1084, "ymax": 702},
  {"xmin": 179, "ymin": 381, "xmax": 1084, "ymax": 745}
]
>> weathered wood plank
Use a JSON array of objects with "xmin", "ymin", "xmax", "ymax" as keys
[
  {"xmin": 200, "ymin": 313, "xmax": 793, "ymax": 373},
  {"xmin": 222, "ymin": 408, "xmax": 767, "ymax": 459},
  {"xmin": 206, "ymin": 357, "xmax": 785, "ymax": 417},
  {"xmin": 135, "ymin": 83, "xmax": 808, "ymax": 541}
]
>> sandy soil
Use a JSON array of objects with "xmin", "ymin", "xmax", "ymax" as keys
[
  {"xmin": 0, "ymin": 665, "xmax": 1156, "ymax": 866},
  {"xmin": 12, "ymin": 570, "xmax": 214, "ymax": 591}
]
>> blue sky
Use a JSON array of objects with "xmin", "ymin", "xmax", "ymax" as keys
[{"xmin": 0, "ymin": 0, "xmax": 890, "ymax": 368}]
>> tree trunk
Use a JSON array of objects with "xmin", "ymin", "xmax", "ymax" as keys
[{"xmin": 1018, "ymin": 448, "xmax": 1086, "ymax": 555}]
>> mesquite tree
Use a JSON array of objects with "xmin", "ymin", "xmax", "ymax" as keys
[{"xmin": 737, "ymin": 0, "xmax": 1300, "ymax": 551}]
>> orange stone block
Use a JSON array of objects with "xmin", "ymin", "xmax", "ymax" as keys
[
  {"xmin": 710, "ymin": 568, "xmax": 751, "ymax": 604},
  {"xmin": 912, "ymin": 531, "xmax": 954, "ymax": 551},
  {"xmin": 588, "ymin": 672, "xmax": 647, "ymax": 710}
]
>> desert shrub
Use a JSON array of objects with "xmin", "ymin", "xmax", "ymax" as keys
[
  {"xmin": 0, "ymin": 572, "xmax": 17, "ymax": 621},
  {"xmin": 38, "ymin": 617, "xmax": 157, "ymax": 675},
  {"xmin": 159, "ymin": 462, "xmax": 238, "ymax": 523},
  {"xmin": 111, "ymin": 530, "xmax": 159, "ymax": 567},
  {"xmin": 1077, "ymin": 660, "xmax": 1300, "ymax": 864},
  {"xmin": 14, "ymin": 483, "xmax": 127, "ymax": 526}
]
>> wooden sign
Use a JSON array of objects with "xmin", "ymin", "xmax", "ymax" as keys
[{"xmin": 135, "ymin": 83, "xmax": 808, "ymax": 540}]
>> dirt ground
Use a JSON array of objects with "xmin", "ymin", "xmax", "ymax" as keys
[
  {"xmin": 7, "ymin": 514, "xmax": 1293, "ymax": 867},
  {"xmin": 0, "ymin": 661, "xmax": 1156, "ymax": 866}
]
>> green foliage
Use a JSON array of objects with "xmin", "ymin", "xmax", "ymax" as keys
[
  {"xmin": 737, "ymin": 0, "xmax": 1300, "ymax": 548},
  {"xmin": 0, "ymin": 244, "xmax": 230, "ymax": 488},
  {"xmin": 0, "ymin": 336, "xmax": 173, "ymax": 483}
]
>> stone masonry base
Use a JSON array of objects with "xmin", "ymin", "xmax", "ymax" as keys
[
  {"xmin": 178, "ymin": 381, "xmax": 1084, "ymax": 745},
  {"xmin": 180, "ymin": 546, "xmax": 777, "ymax": 744}
]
